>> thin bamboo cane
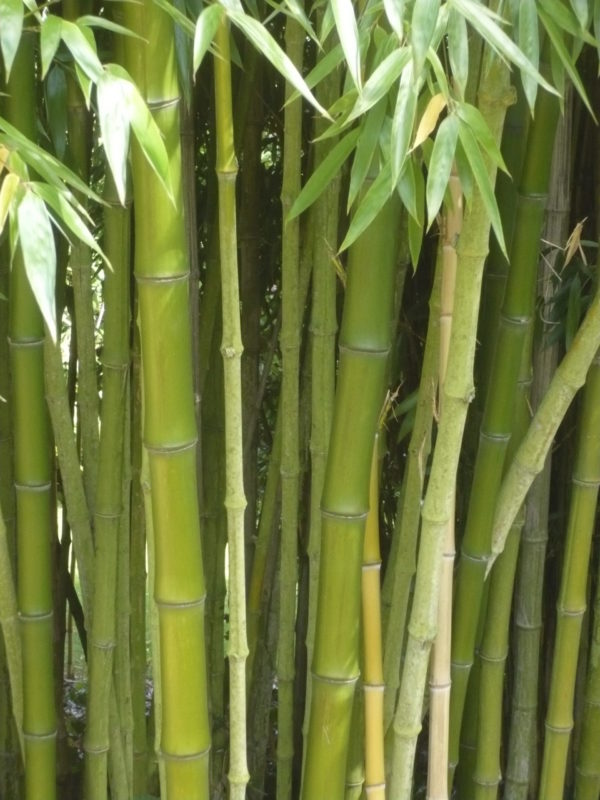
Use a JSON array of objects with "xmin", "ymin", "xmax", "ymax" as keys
[
  {"xmin": 491, "ymin": 279, "xmax": 600, "ymax": 557},
  {"xmin": 538, "ymin": 348, "xmax": 600, "ymax": 799},
  {"xmin": 382, "ymin": 252, "xmax": 440, "ymax": 735},
  {"xmin": 505, "ymin": 95, "xmax": 573, "ymax": 800},
  {"xmin": 449, "ymin": 66, "xmax": 559, "ymax": 778},
  {"xmin": 428, "ymin": 171, "xmax": 461, "ymax": 800},
  {"xmin": 0, "ymin": 501, "xmax": 22, "ymax": 757},
  {"xmin": 63, "ymin": 0, "xmax": 100, "ymax": 511},
  {"xmin": 301, "ymin": 188, "xmax": 401, "ymax": 799},
  {"xmin": 472, "ymin": 330, "xmax": 532, "ymax": 800},
  {"xmin": 124, "ymin": 2, "xmax": 210, "ymax": 795},
  {"xmin": 213, "ymin": 17, "xmax": 249, "ymax": 799},
  {"xmin": 345, "ymin": 689, "xmax": 365, "ymax": 800},
  {"xmin": 83, "ymin": 167, "xmax": 130, "ymax": 800},
  {"xmin": 7, "ymin": 35, "xmax": 57, "ymax": 800},
  {"xmin": 362, "ymin": 435, "xmax": 385, "ymax": 800},
  {"xmin": 576, "ymin": 550, "xmax": 600, "ymax": 800},
  {"xmin": 277, "ymin": 17, "xmax": 303, "ymax": 799},
  {"xmin": 389, "ymin": 52, "xmax": 514, "ymax": 798}
]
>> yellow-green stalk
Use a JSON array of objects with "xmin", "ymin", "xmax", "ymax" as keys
[{"xmin": 213, "ymin": 16, "xmax": 249, "ymax": 799}]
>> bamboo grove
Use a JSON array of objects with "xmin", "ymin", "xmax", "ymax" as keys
[{"xmin": 2, "ymin": 0, "xmax": 600, "ymax": 798}]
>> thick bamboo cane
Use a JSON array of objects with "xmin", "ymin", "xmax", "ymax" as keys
[
  {"xmin": 123, "ymin": 2, "xmax": 210, "ymax": 795},
  {"xmin": 213, "ymin": 17, "xmax": 249, "ymax": 799},
  {"xmin": 7, "ymin": 35, "xmax": 57, "ymax": 800},
  {"xmin": 449, "ymin": 69, "xmax": 559, "ymax": 778},
  {"xmin": 301, "ymin": 188, "xmax": 401, "ymax": 799},
  {"xmin": 277, "ymin": 18, "xmax": 303, "ymax": 799},
  {"xmin": 504, "ymin": 96, "xmax": 573, "ymax": 800},
  {"xmin": 83, "ymin": 171, "xmax": 130, "ymax": 800},
  {"xmin": 538, "ymin": 349, "xmax": 600, "ymax": 799},
  {"xmin": 0, "ymin": 501, "xmax": 22, "ymax": 756},
  {"xmin": 427, "ymin": 171, "xmax": 461, "ymax": 800},
  {"xmin": 389, "ymin": 53, "xmax": 513, "ymax": 798}
]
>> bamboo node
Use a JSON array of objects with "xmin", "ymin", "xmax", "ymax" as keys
[
  {"xmin": 134, "ymin": 271, "xmax": 189, "ymax": 285},
  {"xmin": 155, "ymin": 596, "xmax": 206, "ymax": 610},
  {"xmin": 23, "ymin": 729, "xmax": 57, "ymax": 742},
  {"xmin": 544, "ymin": 721, "xmax": 573, "ymax": 734},
  {"xmin": 14, "ymin": 481, "xmax": 52, "ymax": 492},
  {"xmin": 144, "ymin": 438, "xmax": 197, "ymax": 456},
  {"xmin": 160, "ymin": 745, "xmax": 211, "ymax": 761}
]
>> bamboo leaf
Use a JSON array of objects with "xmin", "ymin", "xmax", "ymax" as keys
[
  {"xmin": 330, "ymin": 0, "xmax": 361, "ymax": 89},
  {"xmin": 456, "ymin": 102, "xmax": 507, "ymax": 173},
  {"xmin": 0, "ymin": 117, "xmax": 102, "ymax": 202},
  {"xmin": 289, "ymin": 128, "xmax": 360, "ymax": 220},
  {"xmin": 193, "ymin": 4, "xmax": 224, "ymax": 71},
  {"xmin": 340, "ymin": 164, "xmax": 392, "ymax": 251},
  {"xmin": 537, "ymin": 7, "xmax": 595, "ymax": 119},
  {"xmin": 347, "ymin": 47, "xmax": 410, "ymax": 122},
  {"xmin": 454, "ymin": 136, "xmax": 472, "ymax": 207},
  {"xmin": 412, "ymin": 92, "xmax": 447, "ymax": 151},
  {"xmin": 595, "ymin": 0, "xmax": 600, "ymax": 58},
  {"xmin": 77, "ymin": 15, "xmax": 144, "ymax": 40},
  {"xmin": 458, "ymin": 120, "xmax": 506, "ymax": 256},
  {"xmin": 0, "ymin": 0, "xmax": 23, "ymax": 78},
  {"xmin": 152, "ymin": 0, "xmax": 196, "ymax": 36},
  {"xmin": 411, "ymin": 0, "xmax": 440, "ymax": 74},
  {"xmin": 30, "ymin": 182, "xmax": 109, "ymax": 266},
  {"xmin": 40, "ymin": 15, "xmax": 62, "ymax": 79},
  {"xmin": 391, "ymin": 62, "xmax": 417, "ymax": 185},
  {"xmin": 383, "ymin": 0, "xmax": 404, "ymax": 41},
  {"xmin": 447, "ymin": 8, "xmax": 468, "ymax": 97},
  {"xmin": 569, "ymin": 0, "xmax": 589, "ymax": 28},
  {"xmin": 539, "ymin": 0, "xmax": 595, "ymax": 41},
  {"xmin": 0, "ymin": 172, "xmax": 19, "ymax": 234},
  {"xmin": 97, "ymin": 71, "xmax": 131, "ymax": 205},
  {"xmin": 451, "ymin": 0, "xmax": 557, "ymax": 97},
  {"xmin": 17, "ymin": 190, "xmax": 57, "ymax": 340},
  {"xmin": 518, "ymin": 0, "xmax": 539, "ymax": 111},
  {"xmin": 227, "ymin": 10, "xmax": 330, "ymax": 118},
  {"xmin": 348, "ymin": 98, "xmax": 387, "ymax": 210},
  {"xmin": 397, "ymin": 157, "xmax": 418, "ymax": 221},
  {"xmin": 426, "ymin": 114, "xmax": 458, "ymax": 229},
  {"xmin": 60, "ymin": 19, "xmax": 103, "ymax": 82},
  {"xmin": 44, "ymin": 65, "xmax": 68, "ymax": 159}
]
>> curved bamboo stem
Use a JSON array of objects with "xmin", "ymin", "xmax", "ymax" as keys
[{"xmin": 213, "ymin": 17, "xmax": 249, "ymax": 799}]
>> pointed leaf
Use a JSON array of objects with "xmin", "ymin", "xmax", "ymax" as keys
[
  {"xmin": 569, "ymin": 0, "xmax": 589, "ymax": 28},
  {"xmin": 97, "ymin": 71, "xmax": 130, "ymax": 205},
  {"xmin": 0, "ymin": 0, "xmax": 24, "ymax": 78},
  {"xmin": 228, "ymin": 10, "xmax": 330, "ymax": 117},
  {"xmin": 384, "ymin": 0, "xmax": 404, "ymax": 40},
  {"xmin": 412, "ymin": 92, "xmax": 447, "ymax": 151},
  {"xmin": 77, "ymin": 15, "xmax": 144, "ymax": 40},
  {"xmin": 330, "ymin": 0, "xmax": 361, "ymax": 89},
  {"xmin": 456, "ymin": 102, "xmax": 507, "ymax": 172},
  {"xmin": 17, "ymin": 190, "xmax": 57, "ymax": 339},
  {"xmin": 447, "ymin": 8, "xmax": 468, "ymax": 97},
  {"xmin": 411, "ymin": 0, "xmax": 440, "ymax": 74},
  {"xmin": 518, "ymin": 0, "xmax": 539, "ymax": 111},
  {"xmin": 408, "ymin": 206, "xmax": 423, "ymax": 268},
  {"xmin": 0, "ymin": 172, "xmax": 19, "ymax": 234},
  {"xmin": 451, "ymin": 0, "xmax": 557, "ymax": 97},
  {"xmin": 193, "ymin": 4, "xmax": 224, "ymax": 71},
  {"xmin": 391, "ymin": 62, "xmax": 417, "ymax": 185},
  {"xmin": 340, "ymin": 164, "xmax": 392, "ymax": 251},
  {"xmin": 348, "ymin": 98, "xmax": 387, "ymax": 210},
  {"xmin": 537, "ymin": 7, "xmax": 595, "ymax": 119},
  {"xmin": 289, "ymin": 128, "xmax": 359, "ymax": 220},
  {"xmin": 458, "ymin": 120, "xmax": 505, "ymax": 256},
  {"xmin": 60, "ymin": 19, "xmax": 103, "ymax": 81},
  {"xmin": 539, "ymin": 0, "xmax": 594, "ymax": 40},
  {"xmin": 44, "ymin": 64, "xmax": 68, "ymax": 159},
  {"xmin": 152, "ymin": 0, "xmax": 196, "ymax": 36},
  {"xmin": 347, "ymin": 47, "xmax": 410, "ymax": 122},
  {"xmin": 426, "ymin": 113, "xmax": 458, "ymax": 228}
]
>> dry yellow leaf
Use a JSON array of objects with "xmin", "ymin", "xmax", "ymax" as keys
[{"xmin": 411, "ymin": 92, "xmax": 447, "ymax": 152}]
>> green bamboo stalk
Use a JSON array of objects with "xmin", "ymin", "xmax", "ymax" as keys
[
  {"xmin": 277, "ymin": 17, "xmax": 303, "ymax": 799},
  {"xmin": 428, "ymin": 171, "xmax": 461, "ymax": 800},
  {"xmin": 83, "ymin": 166, "xmax": 131, "ymax": 800},
  {"xmin": 7, "ymin": 34, "xmax": 57, "ymax": 800},
  {"xmin": 389, "ymin": 52, "xmax": 514, "ymax": 798},
  {"xmin": 538, "ymin": 348, "xmax": 600, "ymax": 799},
  {"xmin": 362, "ymin": 435, "xmax": 385, "ymax": 800},
  {"xmin": 213, "ymin": 17, "xmax": 249, "ymax": 799},
  {"xmin": 345, "ymin": 689, "xmax": 365, "ymax": 800},
  {"xmin": 123, "ymin": 2, "xmax": 210, "ymax": 795},
  {"xmin": 472, "ymin": 330, "xmax": 532, "ymax": 800},
  {"xmin": 491, "ymin": 279, "xmax": 600, "ymax": 557},
  {"xmin": 64, "ymin": 0, "xmax": 100, "ymax": 511},
  {"xmin": 576, "ymin": 546, "xmax": 600, "ymax": 800},
  {"xmin": 449, "ymin": 68, "xmax": 559, "ymax": 777},
  {"xmin": 301, "ymin": 187, "xmax": 401, "ymax": 799},
  {"xmin": 504, "ymin": 94, "xmax": 573, "ymax": 800},
  {"xmin": 303, "ymin": 48, "xmax": 340, "ymax": 753},
  {"xmin": 382, "ymin": 252, "xmax": 440, "ymax": 734}
]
